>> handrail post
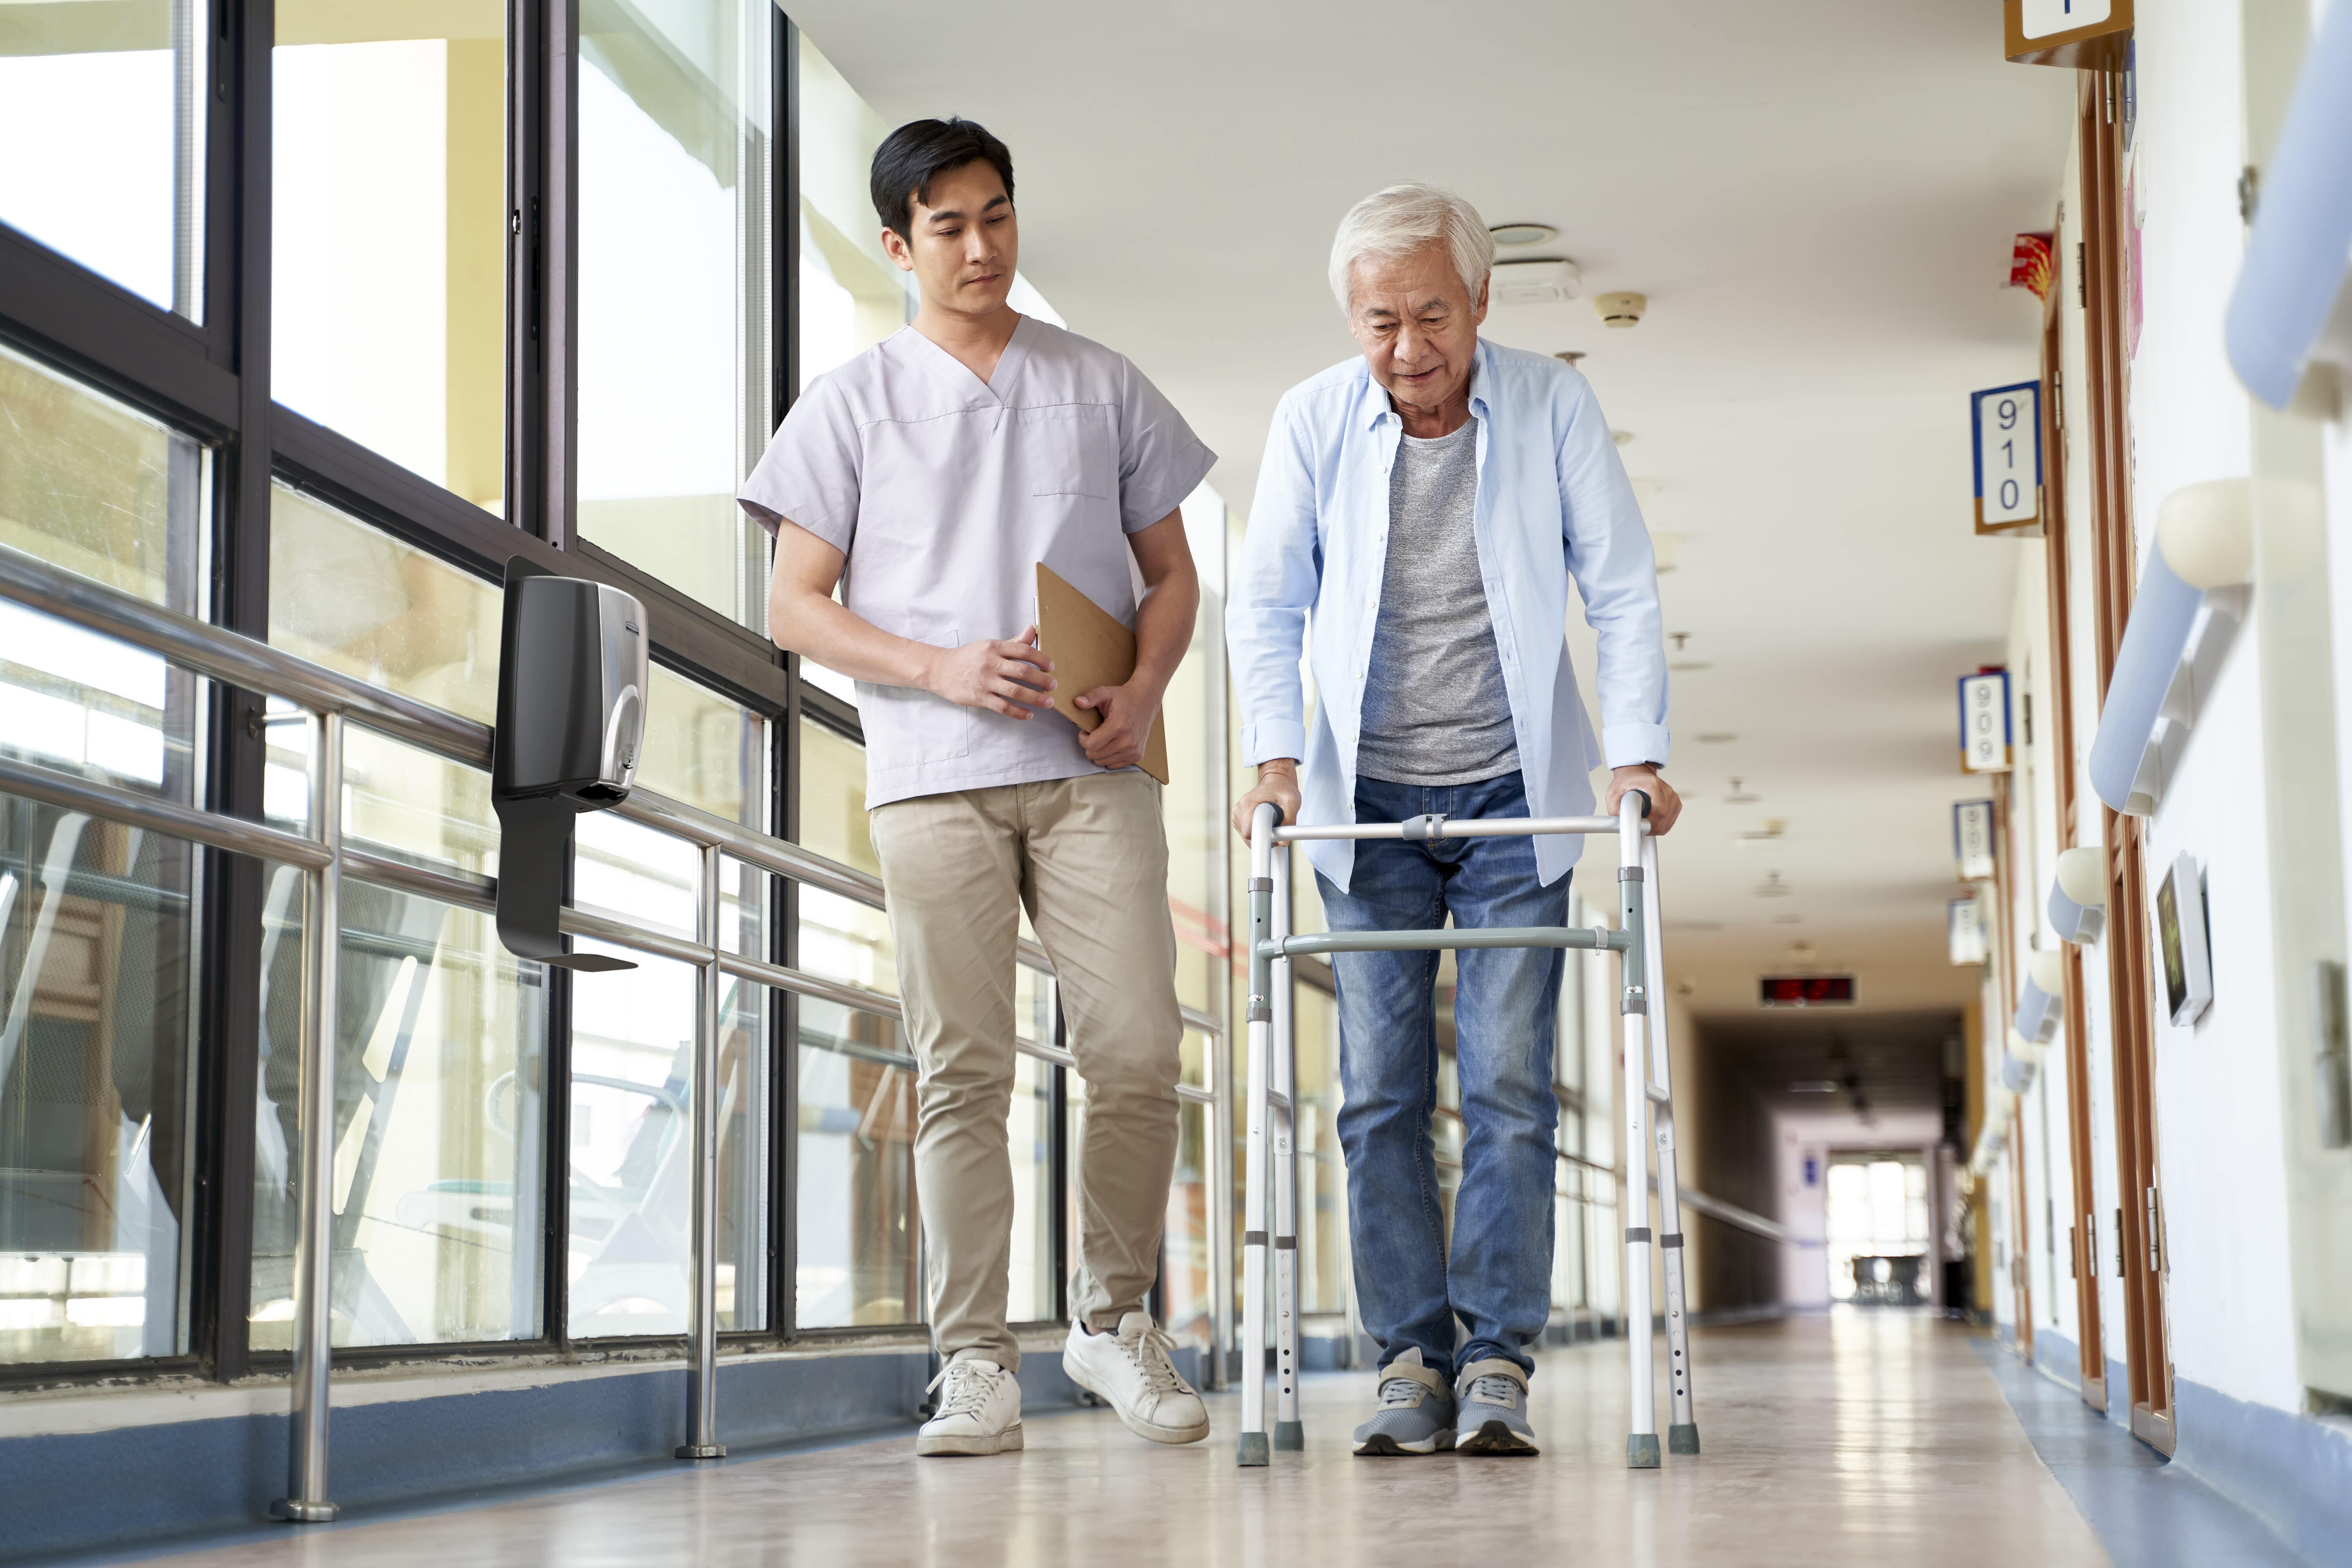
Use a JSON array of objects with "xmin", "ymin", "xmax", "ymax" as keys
[
  {"xmin": 679, "ymin": 841, "xmax": 727, "ymax": 1459},
  {"xmin": 272, "ymin": 711, "xmax": 343, "ymax": 1523}
]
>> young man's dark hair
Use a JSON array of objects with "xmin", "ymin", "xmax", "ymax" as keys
[{"xmin": 869, "ymin": 117, "xmax": 1015, "ymax": 240}]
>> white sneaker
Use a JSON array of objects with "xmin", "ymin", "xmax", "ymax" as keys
[
  {"xmin": 1063, "ymin": 1311, "xmax": 1211, "ymax": 1445},
  {"xmin": 916, "ymin": 1357, "xmax": 1023, "ymax": 1457}
]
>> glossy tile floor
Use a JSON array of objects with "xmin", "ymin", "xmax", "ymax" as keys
[{"xmin": 152, "ymin": 1313, "xmax": 2123, "ymax": 1567}]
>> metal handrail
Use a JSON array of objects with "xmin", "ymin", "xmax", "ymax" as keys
[{"xmin": 0, "ymin": 540, "xmax": 1229, "ymax": 1508}]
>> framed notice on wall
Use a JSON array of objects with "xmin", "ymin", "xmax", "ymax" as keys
[
  {"xmin": 1972, "ymin": 382, "xmax": 2042, "ymax": 536},
  {"xmin": 1950, "ymin": 896, "xmax": 1989, "ymax": 966}
]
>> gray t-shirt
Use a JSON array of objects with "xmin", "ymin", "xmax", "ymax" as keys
[{"xmin": 1356, "ymin": 421, "xmax": 1520, "ymax": 786}]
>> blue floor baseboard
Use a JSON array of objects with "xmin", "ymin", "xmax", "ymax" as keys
[{"xmin": 1971, "ymin": 1338, "xmax": 2309, "ymax": 1566}]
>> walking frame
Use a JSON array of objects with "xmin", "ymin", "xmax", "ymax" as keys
[{"xmin": 1234, "ymin": 791, "xmax": 1699, "ymax": 1469}]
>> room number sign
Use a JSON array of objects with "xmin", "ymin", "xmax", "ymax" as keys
[{"xmin": 1972, "ymin": 382, "xmax": 2042, "ymax": 535}]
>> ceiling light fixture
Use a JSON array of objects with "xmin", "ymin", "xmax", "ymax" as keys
[
  {"xmin": 1554, "ymin": 350, "xmax": 1587, "ymax": 366},
  {"xmin": 1754, "ymin": 871, "xmax": 1792, "ymax": 898},
  {"xmin": 1612, "ymin": 429, "xmax": 1634, "ymax": 446},
  {"xmin": 1697, "ymin": 732, "xmax": 1737, "ymax": 744},
  {"xmin": 1489, "ymin": 222, "xmax": 1558, "ymax": 246},
  {"xmin": 1788, "ymin": 1080, "xmax": 1838, "ymax": 1093}
]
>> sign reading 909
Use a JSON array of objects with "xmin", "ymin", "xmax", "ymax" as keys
[
  {"xmin": 1959, "ymin": 670, "xmax": 2012, "ymax": 773},
  {"xmin": 1972, "ymin": 382, "xmax": 2041, "ymax": 533}
]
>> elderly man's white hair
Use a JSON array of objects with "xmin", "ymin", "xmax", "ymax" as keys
[{"xmin": 1327, "ymin": 183, "xmax": 1496, "ymax": 313}]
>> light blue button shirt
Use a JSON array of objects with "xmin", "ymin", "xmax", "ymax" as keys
[{"xmin": 1227, "ymin": 338, "xmax": 1669, "ymax": 892}]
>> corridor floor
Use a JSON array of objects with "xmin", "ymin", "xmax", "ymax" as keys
[{"xmin": 131, "ymin": 1313, "xmax": 2242, "ymax": 1566}]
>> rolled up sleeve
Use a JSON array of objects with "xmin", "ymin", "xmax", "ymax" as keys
[
  {"xmin": 1227, "ymin": 393, "xmax": 1319, "ymax": 766},
  {"xmin": 1557, "ymin": 380, "xmax": 1671, "ymax": 770}
]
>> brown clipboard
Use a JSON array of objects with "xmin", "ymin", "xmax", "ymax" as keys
[{"xmin": 1034, "ymin": 563, "xmax": 1169, "ymax": 784}]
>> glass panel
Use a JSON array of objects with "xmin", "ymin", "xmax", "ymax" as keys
[
  {"xmin": 267, "ymin": 482, "xmax": 502, "ymax": 724},
  {"xmin": 1162, "ymin": 1098, "xmax": 1212, "ymax": 1348},
  {"xmin": 577, "ymin": 0, "xmax": 774, "ymax": 632},
  {"xmin": 250, "ymin": 879, "xmax": 549, "ymax": 1348},
  {"xmin": 1293, "ymin": 984, "xmax": 1347, "ymax": 1315},
  {"xmin": 0, "ymin": 0, "xmax": 205, "ymax": 318},
  {"xmin": 795, "ymin": 1002, "xmax": 916, "ymax": 1328},
  {"xmin": 2, "ymin": 601, "xmax": 202, "ymax": 806},
  {"xmin": 0, "ymin": 340, "xmax": 206, "ymax": 615},
  {"xmin": 635, "ymin": 666, "xmax": 765, "ymax": 828},
  {"xmin": 341, "ymin": 728, "xmax": 497, "ymax": 879},
  {"xmin": 1006, "ymin": 1052, "xmax": 1053, "ymax": 1324},
  {"xmin": 797, "ymin": 717, "xmax": 875, "ymax": 875},
  {"xmin": 565, "ymin": 940, "xmax": 696, "ymax": 1337},
  {"xmin": 574, "ymin": 812, "xmax": 699, "ymax": 939},
  {"xmin": 718, "ymin": 858, "xmax": 769, "ymax": 1333},
  {"xmin": 1165, "ymin": 488, "xmax": 1227, "ymax": 1018},
  {"xmin": 273, "ymin": 9, "xmax": 506, "ymax": 510},
  {"xmin": 794, "ymin": 31, "xmax": 909, "ymax": 395},
  {"xmin": 0, "ymin": 797, "xmax": 196, "ymax": 1362}
]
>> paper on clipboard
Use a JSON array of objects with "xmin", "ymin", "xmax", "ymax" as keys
[{"xmin": 1034, "ymin": 563, "xmax": 1169, "ymax": 785}]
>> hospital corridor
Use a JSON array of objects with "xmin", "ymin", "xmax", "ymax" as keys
[{"xmin": 2, "ymin": 2, "xmax": 2351, "ymax": 1564}]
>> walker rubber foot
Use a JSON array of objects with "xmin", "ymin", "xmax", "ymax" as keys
[
  {"xmin": 1668, "ymin": 1423, "xmax": 1700, "ymax": 1455},
  {"xmin": 675, "ymin": 1443, "xmax": 727, "ymax": 1460},
  {"xmin": 269, "ymin": 1499, "xmax": 339, "ymax": 1524},
  {"xmin": 1627, "ymin": 1434, "xmax": 1662, "ymax": 1469},
  {"xmin": 1273, "ymin": 1420, "xmax": 1305, "ymax": 1451},
  {"xmin": 1238, "ymin": 1432, "xmax": 1271, "ymax": 1467}
]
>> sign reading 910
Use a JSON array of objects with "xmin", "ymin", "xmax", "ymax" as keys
[{"xmin": 1972, "ymin": 382, "xmax": 2040, "ymax": 531}]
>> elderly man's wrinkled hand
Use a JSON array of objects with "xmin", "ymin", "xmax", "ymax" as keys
[
  {"xmin": 1606, "ymin": 766, "xmax": 1682, "ymax": 834},
  {"xmin": 1232, "ymin": 761, "xmax": 1302, "ymax": 840}
]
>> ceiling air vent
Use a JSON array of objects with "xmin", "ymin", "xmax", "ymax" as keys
[{"xmin": 1492, "ymin": 258, "xmax": 1582, "ymax": 305}]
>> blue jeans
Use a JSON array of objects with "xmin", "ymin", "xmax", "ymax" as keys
[{"xmin": 1319, "ymin": 770, "xmax": 1565, "ymax": 1380}]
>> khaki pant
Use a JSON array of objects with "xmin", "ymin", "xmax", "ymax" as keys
[{"xmin": 870, "ymin": 770, "xmax": 1183, "ymax": 1371}]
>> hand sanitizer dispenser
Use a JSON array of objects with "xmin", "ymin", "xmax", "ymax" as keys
[{"xmin": 491, "ymin": 558, "xmax": 648, "ymax": 971}]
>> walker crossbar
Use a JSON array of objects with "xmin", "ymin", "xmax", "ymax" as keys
[
  {"xmin": 1267, "ymin": 927, "xmax": 1632, "ymax": 960},
  {"xmin": 1234, "ymin": 795, "xmax": 1699, "ymax": 1470}
]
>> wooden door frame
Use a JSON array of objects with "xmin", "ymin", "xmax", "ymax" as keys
[
  {"xmin": 2077, "ymin": 67, "xmax": 2175, "ymax": 1455},
  {"xmin": 1994, "ymin": 774, "xmax": 2034, "ymax": 1354},
  {"xmin": 2039, "ymin": 234, "xmax": 2108, "ymax": 1415}
]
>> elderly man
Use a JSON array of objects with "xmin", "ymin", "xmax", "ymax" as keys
[{"xmin": 1227, "ymin": 183, "xmax": 1679, "ymax": 1457}]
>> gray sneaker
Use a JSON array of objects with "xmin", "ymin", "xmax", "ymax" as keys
[
  {"xmin": 1351, "ymin": 1347, "xmax": 1457, "ymax": 1456},
  {"xmin": 1454, "ymin": 1357, "xmax": 1539, "ymax": 1455}
]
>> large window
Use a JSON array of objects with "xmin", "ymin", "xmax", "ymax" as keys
[
  {"xmin": 577, "ymin": 0, "xmax": 776, "ymax": 631},
  {"xmin": 0, "ymin": 0, "xmax": 206, "ymax": 318},
  {"xmin": 1, "ymin": 6, "xmax": 1240, "ymax": 1399}
]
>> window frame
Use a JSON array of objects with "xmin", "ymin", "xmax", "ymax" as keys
[{"xmin": 0, "ymin": 0, "xmax": 880, "ymax": 1388}]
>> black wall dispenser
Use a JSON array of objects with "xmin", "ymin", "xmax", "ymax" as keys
[{"xmin": 491, "ymin": 558, "xmax": 649, "ymax": 972}]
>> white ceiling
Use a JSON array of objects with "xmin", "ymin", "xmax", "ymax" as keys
[{"xmin": 789, "ymin": 0, "xmax": 2078, "ymax": 1023}]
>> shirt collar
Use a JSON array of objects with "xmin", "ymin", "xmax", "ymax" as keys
[{"xmin": 1355, "ymin": 336, "xmax": 1495, "ymax": 431}]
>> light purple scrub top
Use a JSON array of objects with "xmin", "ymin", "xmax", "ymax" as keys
[{"xmin": 739, "ymin": 314, "xmax": 1215, "ymax": 809}]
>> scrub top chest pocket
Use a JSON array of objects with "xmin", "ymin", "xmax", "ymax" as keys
[{"xmin": 1020, "ymin": 403, "xmax": 1117, "ymax": 502}]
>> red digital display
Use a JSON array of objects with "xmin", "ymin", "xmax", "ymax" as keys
[{"xmin": 1759, "ymin": 975, "xmax": 1857, "ymax": 1007}]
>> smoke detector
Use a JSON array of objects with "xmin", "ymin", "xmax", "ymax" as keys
[
  {"xmin": 1594, "ymin": 290, "xmax": 1647, "ymax": 327},
  {"xmin": 1492, "ymin": 258, "xmax": 1582, "ymax": 305}
]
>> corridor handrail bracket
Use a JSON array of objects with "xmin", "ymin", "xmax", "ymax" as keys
[{"xmin": 1235, "ymin": 797, "xmax": 1702, "ymax": 1471}]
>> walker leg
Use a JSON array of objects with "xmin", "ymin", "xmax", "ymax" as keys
[
  {"xmin": 1619, "ymin": 799, "xmax": 1661, "ymax": 1469},
  {"xmin": 1643, "ymin": 837, "xmax": 1700, "ymax": 1455},
  {"xmin": 1270, "ymin": 846, "xmax": 1304, "ymax": 1451},
  {"xmin": 1238, "ymin": 811, "xmax": 1277, "ymax": 1467}
]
